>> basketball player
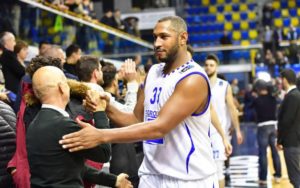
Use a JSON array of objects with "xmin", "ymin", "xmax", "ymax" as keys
[
  {"xmin": 60, "ymin": 16, "xmax": 218, "ymax": 187},
  {"xmin": 204, "ymin": 54, "xmax": 243, "ymax": 188}
]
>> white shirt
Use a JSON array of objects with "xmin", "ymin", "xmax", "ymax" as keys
[
  {"xmin": 139, "ymin": 60, "xmax": 216, "ymax": 180},
  {"xmin": 41, "ymin": 104, "xmax": 69, "ymax": 117}
]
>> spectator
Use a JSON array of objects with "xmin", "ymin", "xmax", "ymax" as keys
[
  {"xmin": 287, "ymin": 24, "xmax": 298, "ymax": 42},
  {"xmin": 231, "ymin": 78, "xmax": 240, "ymax": 97},
  {"xmin": 0, "ymin": 101, "xmax": 16, "ymax": 188},
  {"xmin": 38, "ymin": 41, "xmax": 51, "ymax": 56},
  {"xmin": 219, "ymin": 31, "xmax": 232, "ymax": 64},
  {"xmin": 113, "ymin": 9, "xmax": 126, "ymax": 31},
  {"xmin": 264, "ymin": 49, "xmax": 276, "ymax": 77},
  {"xmin": 64, "ymin": 44, "xmax": 82, "ymax": 79},
  {"xmin": 0, "ymin": 32, "xmax": 25, "ymax": 94},
  {"xmin": 252, "ymin": 80, "xmax": 281, "ymax": 185},
  {"xmin": 263, "ymin": 26, "xmax": 273, "ymax": 54},
  {"xmin": 262, "ymin": 2, "xmax": 273, "ymax": 27},
  {"xmin": 275, "ymin": 50, "xmax": 289, "ymax": 73},
  {"xmin": 124, "ymin": 17, "xmax": 140, "ymax": 37},
  {"xmin": 100, "ymin": 10, "xmax": 115, "ymax": 27},
  {"xmin": 273, "ymin": 26, "xmax": 285, "ymax": 51},
  {"xmin": 14, "ymin": 40, "xmax": 29, "ymax": 67}
]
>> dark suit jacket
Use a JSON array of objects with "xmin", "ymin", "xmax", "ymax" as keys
[
  {"xmin": 278, "ymin": 88, "xmax": 300, "ymax": 147},
  {"xmin": 26, "ymin": 108, "xmax": 111, "ymax": 188},
  {"xmin": 0, "ymin": 49, "xmax": 25, "ymax": 93}
]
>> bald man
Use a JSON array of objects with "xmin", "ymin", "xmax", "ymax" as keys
[
  {"xmin": 0, "ymin": 31, "xmax": 25, "ymax": 94},
  {"xmin": 26, "ymin": 66, "xmax": 112, "ymax": 188}
]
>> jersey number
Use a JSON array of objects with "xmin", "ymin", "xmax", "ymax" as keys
[{"xmin": 150, "ymin": 87, "xmax": 162, "ymax": 104}]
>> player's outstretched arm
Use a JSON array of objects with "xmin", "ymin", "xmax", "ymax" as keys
[{"xmin": 60, "ymin": 74, "xmax": 209, "ymax": 152}]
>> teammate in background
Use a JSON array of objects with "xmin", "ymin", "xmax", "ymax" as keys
[
  {"xmin": 60, "ymin": 16, "xmax": 219, "ymax": 187},
  {"xmin": 204, "ymin": 54, "xmax": 243, "ymax": 188}
]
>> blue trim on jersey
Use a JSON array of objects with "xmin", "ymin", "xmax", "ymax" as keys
[
  {"xmin": 175, "ymin": 71, "xmax": 211, "ymax": 116},
  {"xmin": 184, "ymin": 122, "xmax": 195, "ymax": 174}
]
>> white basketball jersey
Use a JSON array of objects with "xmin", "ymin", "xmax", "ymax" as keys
[
  {"xmin": 138, "ymin": 60, "xmax": 216, "ymax": 180},
  {"xmin": 210, "ymin": 78, "xmax": 230, "ymax": 160}
]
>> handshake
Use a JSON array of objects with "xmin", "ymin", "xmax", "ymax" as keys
[{"xmin": 83, "ymin": 90, "xmax": 110, "ymax": 112}]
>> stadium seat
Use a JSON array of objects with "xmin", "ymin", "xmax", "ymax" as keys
[
  {"xmin": 217, "ymin": 5, "xmax": 224, "ymax": 12},
  {"xmin": 225, "ymin": 13, "xmax": 232, "ymax": 21},
  {"xmin": 209, "ymin": 6, "xmax": 217, "ymax": 14},
  {"xmin": 233, "ymin": 22, "xmax": 240, "ymax": 30},
  {"xmin": 248, "ymin": 3, "xmax": 256, "ymax": 11},
  {"xmin": 224, "ymin": 4, "xmax": 232, "ymax": 12},
  {"xmin": 240, "ymin": 12, "xmax": 248, "ymax": 20},
  {"xmin": 240, "ymin": 21, "xmax": 249, "ymax": 30},
  {"xmin": 225, "ymin": 22, "xmax": 233, "ymax": 31},
  {"xmin": 232, "ymin": 31, "xmax": 241, "ymax": 40},
  {"xmin": 283, "ymin": 18, "xmax": 291, "ymax": 27},
  {"xmin": 288, "ymin": 0, "xmax": 296, "ymax": 8},
  {"xmin": 241, "ymin": 31, "xmax": 249, "ymax": 40},
  {"xmin": 297, "ymin": 0, "xmax": 300, "ymax": 7},
  {"xmin": 249, "ymin": 30, "xmax": 258, "ymax": 40},
  {"xmin": 281, "ymin": 1, "xmax": 288, "ymax": 9},
  {"xmin": 273, "ymin": 10, "xmax": 281, "ymax": 18},
  {"xmin": 210, "ymin": 0, "xmax": 217, "ymax": 4},
  {"xmin": 297, "ymin": 8, "xmax": 300, "ymax": 16},
  {"xmin": 232, "ymin": 4, "xmax": 239, "ymax": 12},
  {"xmin": 217, "ymin": 13, "xmax": 225, "ymax": 22},
  {"xmin": 202, "ymin": 0, "xmax": 209, "ymax": 6},
  {"xmin": 281, "ymin": 9, "xmax": 289, "ymax": 17},
  {"xmin": 248, "ymin": 12, "xmax": 256, "ymax": 20},
  {"xmin": 274, "ymin": 18, "xmax": 283, "ymax": 27},
  {"xmin": 217, "ymin": 0, "xmax": 225, "ymax": 4},
  {"xmin": 225, "ymin": 0, "xmax": 231, "ymax": 3},
  {"xmin": 232, "ymin": 0, "xmax": 239, "ymax": 3},
  {"xmin": 290, "ymin": 9, "xmax": 297, "ymax": 17},
  {"xmin": 249, "ymin": 21, "xmax": 257, "ymax": 29},
  {"xmin": 216, "ymin": 23, "xmax": 224, "ymax": 31},
  {"xmin": 272, "ymin": 1, "xmax": 280, "ymax": 9},
  {"xmin": 239, "ymin": 4, "xmax": 248, "ymax": 12},
  {"xmin": 232, "ymin": 12, "xmax": 240, "ymax": 21}
]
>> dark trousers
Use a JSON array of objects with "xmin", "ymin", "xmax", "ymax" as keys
[
  {"xmin": 283, "ymin": 147, "xmax": 300, "ymax": 188},
  {"xmin": 257, "ymin": 125, "xmax": 282, "ymax": 180}
]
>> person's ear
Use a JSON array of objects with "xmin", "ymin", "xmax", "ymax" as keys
[{"xmin": 179, "ymin": 31, "xmax": 188, "ymax": 46}]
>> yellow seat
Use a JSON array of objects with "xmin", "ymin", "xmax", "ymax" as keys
[
  {"xmin": 274, "ymin": 18, "xmax": 283, "ymax": 27},
  {"xmin": 288, "ymin": 1, "xmax": 296, "ymax": 8},
  {"xmin": 239, "ymin": 4, "xmax": 248, "ymax": 12},
  {"xmin": 249, "ymin": 30, "xmax": 258, "ymax": 40},
  {"xmin": 217, "ymin": 0, "xmax": 225, "ymax": 4},
  {"xmin": 241, "ymin": 40, "xmax": 250, "ymax": 46},
  {"xmin": 291, "ymin": 17, "xmax": 299, "ymax": 27},
  {"xmin": 217, "ymin": 14, "xmax": 225, "ymax": 22},
  {"xmin": 209, "ymin": 6, "xmax": 217, "ymax": 14},
  {"xmin": 232, "ymin": 12, "xmax": 240, "ymax": 21},
  {"xmin": 240, "ymin": 21, "xmax": 249, "ymax": 30},
  {"xmin": 202, "ymin": 0, "xmax": 209, "ymax": 6},
  {"xmin": 297, "ymin": 8, "xmax": 300, "ymax": 16},
  {"xmin": 224, "ymin": 22, "xmax": 233, "ymax": 31},
  {"xmin": 248, "ymin": 11, "xmax": 256, "ymax": 20},
  {"xmin": 232, "ymin": 0, "xmax": 239, "ymax": 3},
  {"xmin": 281, "ymin": 9, "xmax": 289, "ymax": 17},
  {"xmin": 233, "ymin": 31, "xmax": 241, "ymax": 40},
  {"xmin": 224, "ymin": 4, "xmax": 232, "ymax": 12},
  {"xmin": 272, "ymin": 1, "xmax": 280, "ymax": 9}
]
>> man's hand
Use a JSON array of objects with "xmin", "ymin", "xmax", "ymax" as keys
[
  {"xmin": 120, "ymin": 59, "xmax": 137, "ymax": 83},
  {"xmin": 236, "ymin": 129, "xmax": 243, "ymax": 145},
  {"xmin": 84, "ymin": 90, "xmax": 107, "ymax": 112},
  {"xmin": 115, "ymin": 173, "xmax": 133, "ymax": 188},
  {"xmin": 276, "ymin": 144, "xmax": 283, "ymax": 150},
  {"xmin": 223, "ymin": 138, "xmax": 233, "ymax": 157},
  {"xmin": 59, "ymin": 118, "xmax": 102, "ymax": 152}
]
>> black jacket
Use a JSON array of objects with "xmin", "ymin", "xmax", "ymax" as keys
[
  {"xmin": 27, "ymin": 109, "xmax": 111, "ymax": 188},
  {"xmin": 0, "ymin": 101, "xmax": 16, "ymax": 187},
  {"xmin": 278, "ymin": 88, "xmax": 300, "ymax": 147},
  {"xmin": 0, "ymin": 49, "xmax": 25, "ymax": 93}
]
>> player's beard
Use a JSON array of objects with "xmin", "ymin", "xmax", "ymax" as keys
[
  {"xmin": 207, "ymin": 70, "xmax": 216, "ymax": 78},
  {"xmin": 156, "ymin": 43, "xmax": 179, "ymax": 64}
]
